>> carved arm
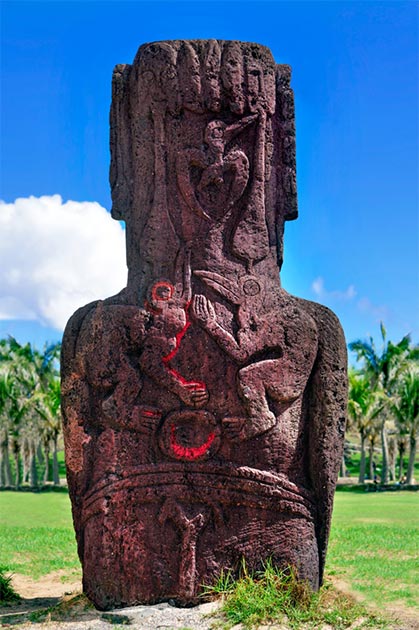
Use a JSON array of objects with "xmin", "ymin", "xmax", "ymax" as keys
[
  {"xmin": 176, "ymin": 149, "xmax": 211, "ymax": 221},
  {"xmin": 191, "ymin": 294, "xmax": 249, "ymax": 364},
  {"xmin": 139, "ymin": 335, "xmax": 208, "ymax": 407}
]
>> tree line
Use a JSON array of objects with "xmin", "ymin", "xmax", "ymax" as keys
[
  {"xmin": 0, "ymin": 326, "xmax": 418, "ymax": 489},
  {"xmin": 0, "ymin": 337, "xmax": 61, "ymax": 488},
  {"xmin": 347, "ymin": 324, "xmax": 419, "ymax": 485}
]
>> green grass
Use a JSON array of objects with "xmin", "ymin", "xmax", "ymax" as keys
[
  {"xmin": 206, "ymin": 561, "xmax": 388, "ymax": 629},
  {"xmin": 57, "ymin": 449, "xmax": 67, "ymax": 479},
  {"xmin": 0, "ymin": 491, "xmax": 80, "ymax": 579},
  {"xmin": 327, "ymin": 491, "xmax": 419, "ymax": 609}
]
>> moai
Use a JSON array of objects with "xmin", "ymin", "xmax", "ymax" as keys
[{"xmin": 61, "ymin": 40, "xmax": 347, "ymax": 610}]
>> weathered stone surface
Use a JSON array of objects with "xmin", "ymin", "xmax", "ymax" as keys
[{"xmin": 61, "ymin": 40, "xmax": 347, "ymax": 610}]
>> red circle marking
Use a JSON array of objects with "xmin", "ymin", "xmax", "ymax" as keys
[
  {"xmin": 151, "ymin": 281, "xmax": 175, "ymax": 303},
  {"xmin": 170, "ymin": 424, "xmax": 216, "ymax": 461}
]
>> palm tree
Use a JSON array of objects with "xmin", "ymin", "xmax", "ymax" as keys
[
  {"xmin": 36, "ymin": 343, "xmax": 61, "ymax": 485},
  {"xmin": 7, "ymin": 345, "xmax": 39, "ymax": 488},
  {"xmin": 367, "ymin": 422, "xmax": 380, "ymax": 482},
  {"xmin": 349, "ymin": 323, "xmax": 412, "ymax": 484},
  {"xmin": 392, "ymin": 366, "xmax": 419, "ymax": 484},
  {"xmin": 0, "ymin": 337, "xmax": 62, "ymax": 488},
  {"xmin": 395, "ymin": 432, "xmax": 409, "ymax": 481},
  {"xmin": 347, "ymin": 369, "xmax": 383, "ymax": 483},
  {"xmin": 34, "ymin": 377, "xmax": 62, "ymax": 485},
  {"xmin": 0, "ymin": 363, "xmax": 30, "ymax": 488},
  {"xmin": 387, "ymin": 431, "xmax": 397, "ymax": 482},
  {"xmin": 0, "ymin": 373, "xmax": 14, "ymax": 487}
]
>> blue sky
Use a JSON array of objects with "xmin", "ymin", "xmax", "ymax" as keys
[{"xmin": 1, "ymin": 0, "xmax": 418, "ymax": 357}]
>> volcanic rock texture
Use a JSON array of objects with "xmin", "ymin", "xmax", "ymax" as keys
[{"xmin": 61, "ymin": 40, "xmax": 347, "ymax": 610}]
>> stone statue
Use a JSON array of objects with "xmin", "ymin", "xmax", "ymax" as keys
[{"xmin": 61, "ymin": 40, "xmax": 347, "ymax": 610}]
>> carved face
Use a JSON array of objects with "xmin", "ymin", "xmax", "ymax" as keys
[
  {"xmin": 151, "ymin": 281, "xmax": 174, "ymax": 302},
  {"xmin": 162, "ymin": 301, "xmax": 187, "ymax": 336},
  {"xmin": 145, "ymin": 282, "xmax": 185, "ymax": 329},
  {"xmin": 204, "ymin": 121, "xmax": 226, "ymax": 153}
]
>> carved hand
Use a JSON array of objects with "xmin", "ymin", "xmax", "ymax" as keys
[
  {"xmin": 178, "ymin": 381, "xmax": 209, "ymax": 408},
  {"xmin": 191, "ymin": 294, "xmax": 216, "ymax": 327},
  {"xmin": 222, "ymin": 417, "xmax": 245, "ymax": 441}
]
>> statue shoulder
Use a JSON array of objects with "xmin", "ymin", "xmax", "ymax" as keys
[
  {"xmin": 292, "ymin": 296, "xmax": 347, "ymax": 360},
  {"xmin": 61, "ymin": 300, "xmax": 101, "ymax": 375},
  {"xmin": 61, "ymin": 291, "xmax": 149, "ymax": 372}
]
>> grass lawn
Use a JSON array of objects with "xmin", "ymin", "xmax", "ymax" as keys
[
  {"xmin": 327, "ymin": 490, "xmax": 419, "ymax": 610},
  {"xmin": 0, "ymin": 488, "xmax": 417, "ymax": 616},
  {"xmin": 0, "ymin": 491, "xmax": 80, "ymax": 580}
]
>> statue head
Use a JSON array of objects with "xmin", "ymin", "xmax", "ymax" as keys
[{"xmin": 110, "ymin": 41, "xmax": 297, "ymax": 283}]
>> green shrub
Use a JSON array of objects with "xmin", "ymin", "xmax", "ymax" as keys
[{"xmin": 0, "ymin": 567, "xmax": 20, "ymax": 605}]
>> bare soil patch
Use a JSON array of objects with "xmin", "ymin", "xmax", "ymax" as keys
[
  {"xmin": 331, "ymin": 576, "xmax": 419, "ymax": 630},
  {"xmin": 1, "ymin": 572, "xmax": 82, "ymax": 627},
  {"xmin": 11, "ymin": 571, "xmax": 81, "ymax": 600}
]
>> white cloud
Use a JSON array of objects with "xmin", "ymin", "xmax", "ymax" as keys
[
  {"xmin": 311, "ymin": 276, "xmax": 393, "ymax": 332},
  {"xmin": 357, "ymin": 297, "xmax": 389, "ymax": 321},
  {"xmin": 0, "ymin": 195, "xmax": 127, "ymax": 330},
  {"xmin": 311, "ymin": 276, "xmax": 356, "ymax": 301}
]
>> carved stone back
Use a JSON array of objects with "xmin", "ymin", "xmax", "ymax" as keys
[{"xmin": 61, "ymin": 40, "xmax": 347, "ymax": 610}]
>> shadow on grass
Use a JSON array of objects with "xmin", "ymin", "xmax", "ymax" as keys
[{"xmin": 0, "ymin": 592, "xmax": 99, "ymax": 626}]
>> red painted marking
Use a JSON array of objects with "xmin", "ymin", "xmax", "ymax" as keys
[
  {"xmin": 141, "ymin": 409, "xmax": 160, "ymax": 418},
  {"xmin": 151, "ymin": 281, "xmax": 174, "ymax": 303},
  {"xmin": 170, "ymin": 424, "xmax": 216, "ymax": 460},
  {"xmin": 163, "ymin": 320, "xmax": 191, "ymax": 364},
  {"xmin": 166, "ymin": 366, "xmax": 206, "ymax": 390},
  {"xmin": 150, "ymin": 299, "xmax": 207, "ymax": 391},
  {"xmin": 162, "ymin": 301, "xmax": 192, "ymax": 363}
]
